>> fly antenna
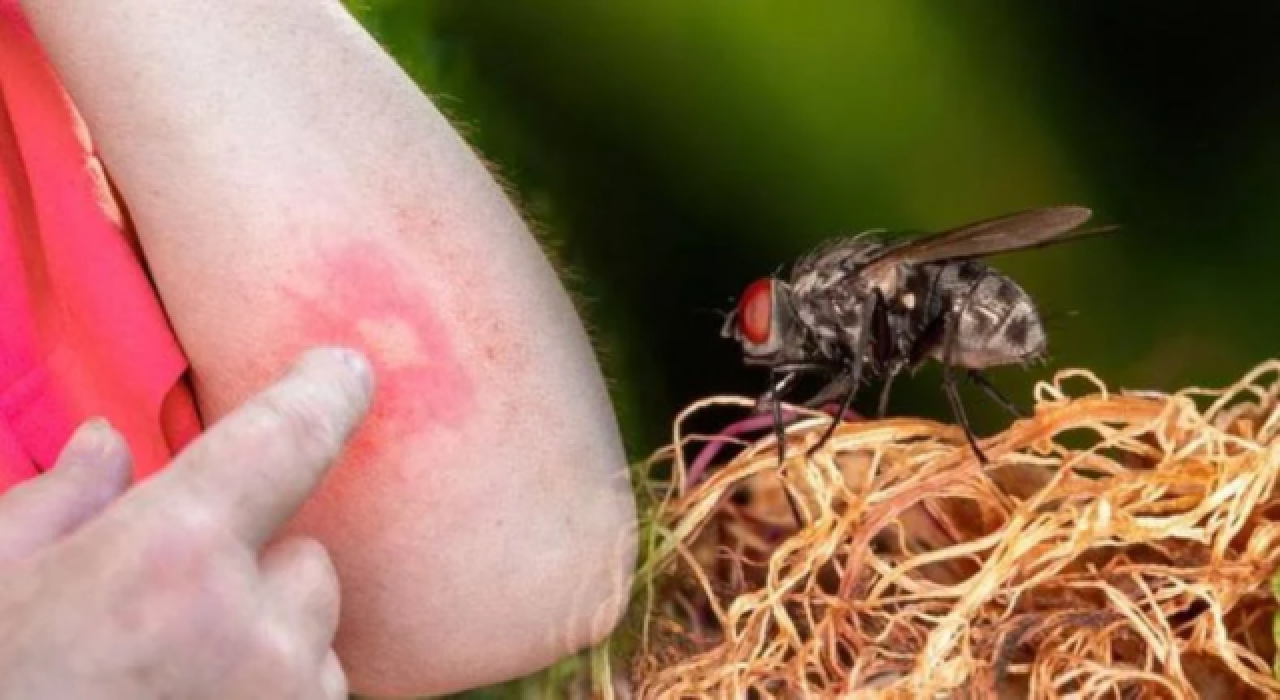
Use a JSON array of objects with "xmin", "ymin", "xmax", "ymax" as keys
[{"xmin": 693, "ymin": 306, "xmax": 732, "ymax": 321}]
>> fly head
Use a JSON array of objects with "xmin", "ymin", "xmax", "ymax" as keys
[{"xmin": 722, "ymin": 277, "xmax": 811, "ymax": 367}]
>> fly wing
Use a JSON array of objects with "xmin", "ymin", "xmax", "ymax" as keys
[{"xmin": 861, "ymin": 206, "xmax": 1114, "ymax": 276}]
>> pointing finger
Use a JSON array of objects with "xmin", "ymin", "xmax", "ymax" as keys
[{"xmin": 135, "ymin": 347, "xmax": 374, "ymax": 548}]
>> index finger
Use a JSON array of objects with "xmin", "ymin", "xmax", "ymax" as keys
[{"xmin": 141, "ymin": 347, "xmax": 374, "ymax": 548}]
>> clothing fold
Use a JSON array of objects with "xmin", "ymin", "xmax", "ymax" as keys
[{"xmin": 0, "ymin": 0, "xmax": 203, "ymax": 490}]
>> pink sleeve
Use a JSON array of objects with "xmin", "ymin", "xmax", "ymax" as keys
[{"xmin": 0, "ymin": 1, "xmax": 202, "ymax": 490}]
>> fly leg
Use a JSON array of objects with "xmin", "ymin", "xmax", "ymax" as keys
[
  {"xmin": 800, "ymin": 372, "xmax": 854, "ymax": 412},
  {"xmin": 884, "ymin": 303, "xmax": 949, "ymax": 419},
  {"xmin": 763, "ymin": 368, "xmax": 804, "ymax": 464},
  {"xmin": 754, "ymin": 362, "xmax": 839, "ymax": 527},
  {"xmin": 807, "ymin": 291, "xmax": 880, "ymax": 457},
  {"xmin": 939, "ymin": 313, "xmax": 988, "ymax": 463},
  {"xmin": 761, "ymin": 369, "xmax": 804, "ymax": 422},
  {"xmin": 903, "ymin": 273, "xmax": 999, "ymax": 460},
  {"xmin": 876, "ymin": 364, "xmax": 901, "ymax": 418},
  {"xmin": 966, "ymin": 369, "xmax": 1026, "ymax": 419},
  {"xmin": 755, "ymin": 365, "xmax": 826, "ymax": 458},
  {"xmin": 871, "ymin": 289, "xmax": 900, "ymax": 419},
  {"xmin": 766, "ymin": 368, "xmax": 806, "ymax": 528},
  {"xmin": 753, "ymin": 363, "xmax": 833, "ymax": 416},
  {"xmin": 937, "ymin": 268, "xmax": 1000, "ymax": 464},
  {"xmin": 807, "ymin": 364, "xmax": 857, "ymax": 457}
]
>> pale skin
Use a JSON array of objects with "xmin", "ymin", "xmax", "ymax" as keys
[
  {"xmin": 9, "ymin": 0, "xmax": 638, "ymax": 697},
  {"xmin": 0, "ymin": 349, "xmax": 371, "ymax": 699}
]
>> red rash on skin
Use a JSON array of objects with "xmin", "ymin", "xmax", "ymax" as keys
[{"xmin": 277, "ymin": 240, "xmax": 475, "ymax": 460}]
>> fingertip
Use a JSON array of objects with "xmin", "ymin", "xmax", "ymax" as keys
[
  {"xmin": 335, "ymin": 347, "xmax": 374, "ymax": 392},
  {"xmin": 145, "ymin": 347, "xmax": 376, "ymax": 549},
  {"xmin": 0, "ymin": 418, "xmax": 134, "ymax": 561},
  {"xmin": 295, "ymin": 347, "xmax": 374, "ymax": 407},
  {"xmin": 55, "ymin": 417, "xmax": 133, "ymax": 492},
  {"xmin": 58, "ymin": 417, "xmax": 124, "ymax": 464}
]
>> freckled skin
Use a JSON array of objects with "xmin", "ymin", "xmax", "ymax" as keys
[{"xmin": 277, "ymin": 240, "xmax": 474, "ymax": 461}]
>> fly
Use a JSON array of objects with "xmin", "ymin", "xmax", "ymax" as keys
[{"xmin": 722, "ymin": 205, "xmax": 1115, "ymax": 468}]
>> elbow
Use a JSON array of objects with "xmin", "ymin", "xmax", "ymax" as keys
[
  {"xmin": 563, "ymin": 456, "xmax": 639, "ymax": 653},
  {"xmin": 328, "ymin": 429, "xmax": 640, "ymax": 698},
  {"xmin": 479, "ymin": 411, "xmax": 641, "ymax": 689},
  {"xmin": 504, "ymin": 438, "xmax": 640, "ymax": 677}
]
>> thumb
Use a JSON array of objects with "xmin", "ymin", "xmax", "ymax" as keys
[{"xmin": 0, "ymin": 419, "xmax": 134, "ymax": 564}]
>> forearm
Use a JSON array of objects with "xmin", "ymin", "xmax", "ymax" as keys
[{"xmin": 21, "ymin": 1, "xmax": 636, "ymax": 694}]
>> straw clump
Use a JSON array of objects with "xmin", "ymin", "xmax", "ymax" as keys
[{"xmin": 627, "ymin": 361, "xmax": 1280, "ymax": 699}]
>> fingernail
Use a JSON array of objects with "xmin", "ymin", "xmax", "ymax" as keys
[
  {"xmin": 61, "ymin": 418, "xmax": 118, "ymax": 462},
  {"xmin": 332, "ymin": 347, "xmax": 373, "ymax": 394},
  {"xmin": 297, "ymin": 348, "xmax": 374, "ymax": 401}
]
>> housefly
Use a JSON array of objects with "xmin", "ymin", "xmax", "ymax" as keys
[{"xmin": 722, "ymin": 205, "xmax": 1114, "ymax": 466}]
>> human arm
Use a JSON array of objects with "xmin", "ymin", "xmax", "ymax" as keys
[{"xmin": 17, "ymin": 1, "xmax": 638, "ymax": 695}]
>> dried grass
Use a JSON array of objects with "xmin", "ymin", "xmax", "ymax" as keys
[{"xmin": 621, "ymin": 361, "xmax": 1280, "ymax": 699}]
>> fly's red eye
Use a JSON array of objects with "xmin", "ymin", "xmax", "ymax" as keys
[{"xmin": 737, "ymin": 278, "xmax": 773, "ymax": 345}]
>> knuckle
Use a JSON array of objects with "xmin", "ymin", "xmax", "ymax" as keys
[
  {"xmin": 289, "ymin": 537, "xmax": 340, "ymax": 599},
  {"xmin": 256, "ymin": 622, "xmax": 315, "ymax": 688},
  {"xmin": 136, "ymin": 513, "xmax": 218, "ymax": 573},
  {"xmin": 304, "ymin": 538, "xmax": 339, "ymax": 586},
  {"xmin": 122, "ymin": 533, "xmax": 253, "ymax": 645},
  {"xmin": 156, "ymin": 502, "xmax": 239, "ymax": 560}
]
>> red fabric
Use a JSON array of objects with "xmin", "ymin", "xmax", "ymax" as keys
[{"xmin": 0, "ymin": 1, "xmax": 203, "ymax": 490}]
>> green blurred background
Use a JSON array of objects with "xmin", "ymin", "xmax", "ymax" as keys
[{"xmin": 343, "ymin": 2, "xmax": 1280, "ymax": 696}]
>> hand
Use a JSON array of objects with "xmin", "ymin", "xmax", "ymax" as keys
[{"xmin": 0, "ymin": 348, "xmax": 373, "ymax": 700}]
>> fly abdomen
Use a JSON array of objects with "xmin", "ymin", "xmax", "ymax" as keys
[{"xmin": 929, "ymin": 262, "xmax": 1047, "ymax": 369}]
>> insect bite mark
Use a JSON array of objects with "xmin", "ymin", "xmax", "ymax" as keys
[{"xmin": 276, "ymin": 240, "xmax": 476, "ymax": 460}]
